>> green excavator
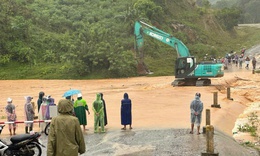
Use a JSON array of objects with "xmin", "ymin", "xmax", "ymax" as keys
[{"xmin": 134, "ymin": 21, "xmax": 224, "ymax": 86}]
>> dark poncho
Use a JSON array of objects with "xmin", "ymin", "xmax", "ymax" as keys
[{"xmin": 121, "ymin": 93, "xmax": 132, "ymax": 125}]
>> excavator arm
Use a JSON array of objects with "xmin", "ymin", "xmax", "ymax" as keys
[{"xmin": 134, "ymin": 21, "xmax": 190, "ymax": 57}]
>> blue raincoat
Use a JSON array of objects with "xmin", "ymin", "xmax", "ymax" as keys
[{"xmin": 121, "ymin": 93, "xmax": 132, "ymax": 125}]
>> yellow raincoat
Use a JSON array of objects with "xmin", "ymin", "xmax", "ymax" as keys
[{"xmin": 47, "ymin": 99, "xmax": 85, "ymax": 156}]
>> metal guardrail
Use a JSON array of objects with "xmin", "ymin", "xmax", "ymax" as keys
[{"xmin": 0, "ymin": 120, "xmax": 51, "ymax": 124}]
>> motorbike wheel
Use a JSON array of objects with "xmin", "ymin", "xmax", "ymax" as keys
[
  {"xmin": 44, "ymin": 122, "xmax": 50, "ymax": 136},
  {"xmin": 28, "ymin": 143, "xmax": 42, "ymax": 156},
  {"xmin": 3, "ymin": 143, "xmax": 42, "ymax": 156},
  {"xmin": 3, "ymin": 150, "xmax": 10, "ymax": 156}
]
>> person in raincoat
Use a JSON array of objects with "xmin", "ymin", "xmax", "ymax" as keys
[
  {"xmin": 74, "ymin": 93, "xmax": 90, "ymax": 131},
  {"xmin": 121, "ymin": 93, "xmax": 132, "ymax": 130},
  {"xmin": 5, "ymin": 98, "xmax": 17, "ymax": 135},
  {"xmin": 47, "ymin": 99, "xmax": 85, "ymax": 156},
  {"xmin": 252, "ymin": 57, "xmax": 257, "ymax": 70},
  {"xmin": 92, "ymin": 93, "xmax": 105, "ymax": 133},
  {"xmin": 37, "ymin": 91, "xmax": 45, "ymax": 112},
  {"xmin": 190, "ymin": 93, "xmax": 203, "ymax": 135},
  {"xmin": 24, "ymin": 96, "xmax": 35, "ymax": 134},
  {"xmin": 100, "ymin": 93, "xmax": 108, "ymax": 126},
  {"xmin": 245, "ymin": 56, "xmax": 250, "ymax": 69},
  {"xmin": 238, "ymin": 56, "xmax": 243, "ymax": 69}
]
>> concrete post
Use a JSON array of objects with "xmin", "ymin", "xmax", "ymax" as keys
[
  {"xmin": 227, "ymin": 87, "xmax": 230, "ymax": 99},
  {"xmin": 206, "ymin": 125, "xmax": 214, "ymax": 153},
  {"xmin": 214, "ymin": 92, "xmax": 218, "ymax": 104},
  {"xmin": 206, "ymin": 109, "xmax": 210, "ymax": 126},
  {"xmin": 201, "ymin": 125, "xmax": 219, "ymax": 156},
  {"xmin": 227, "ymin": 87, "xmax": 233, "ymax": 100},
  {"xmin": 203, "ymin": 109, "xmax": 211, "ymax": 134},
  {"xmin": 211, "ymin": 92, "xmax": 221, "ymax": 108}
]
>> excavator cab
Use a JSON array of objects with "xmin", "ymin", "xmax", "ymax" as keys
[
  {"xmin": 173, "ymin": 56, "xmax": 224, "ymax": 86},
  {"xmin": 175, "ymin": 57, "xmax": 195, "ymax": 77}
]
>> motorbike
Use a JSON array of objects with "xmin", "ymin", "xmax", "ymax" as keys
[
  {"xmin": 0, "ymin": 125, "xmax": 45, "ymax": 156},
  {"xmin": 44, "ymin": 122, "xmax": 50, "ymax": 136}
]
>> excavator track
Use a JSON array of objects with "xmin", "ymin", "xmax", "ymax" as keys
[
  {"xmin": 172, "ymin": 78, "xmax": 211, "ymax": 86},
  {"xmin": 195, "ymin": 79, "xmax": 211, "ymax": 86},
  {"xmin": 172, "ymin": 78, "xmax": 197, "ymax": 86},
  {"xmin": 171, "ymin": 80, "xmax": 186, "ymax": 86}
]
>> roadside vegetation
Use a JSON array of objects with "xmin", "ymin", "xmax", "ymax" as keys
[
  {"xmin": 238, "ymin": 112, "xmax": 260, "ymax": 150},
  {"xmin": 0, "ymin": 0, "xmax": 260, "ymax": 79}
]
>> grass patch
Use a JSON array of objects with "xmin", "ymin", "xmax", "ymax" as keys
[{"xmin": 145, "ymin": 54, "xmax": 175, "ymax": 77}]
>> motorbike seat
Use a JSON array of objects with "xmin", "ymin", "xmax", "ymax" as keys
[{"xmin": 10, "ymin": 134, "xmax": 34, "ymax": 144}]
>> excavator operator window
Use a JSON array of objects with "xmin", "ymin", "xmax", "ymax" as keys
[
  {"xmin": 187, "ymin": 57, "xmax": 194, "ymax": 68},
  {"xmin": 177, "ymin": 59, "xmax": 186, "ymax": 74}
]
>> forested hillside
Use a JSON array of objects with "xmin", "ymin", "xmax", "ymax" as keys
[
  {"xmin": 0, "ymin": 0, "xmax": 259, "ymax": 79},
  {"xmin": 211, "ymin": 0, "xmax": 260, "ymax": 23}
]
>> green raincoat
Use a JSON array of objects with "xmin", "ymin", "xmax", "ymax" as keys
[
  {"xmin": 74, "ymin": 98, "xmax": 89, "ymax": 125},
  {"xmin": 92, "ymin": 93, "xmax": 105, "ymax": 133},
  {"xmin": 47, "ymin": 99, "xmax": 85, "ymax": 156}
]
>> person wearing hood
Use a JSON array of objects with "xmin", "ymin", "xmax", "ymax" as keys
[
  {"xmin": 37, "ymin": 91, "xmax": 45, "ymax": 112},
  {"xmin": 74, "ymin": 93, "xmax": 90, "ymax": 131},
  {"xmin": 47, "ymin": 99, "xmax": 85, "ymax": 156},
  {"xmin": 100, "ymin": 93, "xmax": 108, "ymax": 126},
  {"xmin": 121, "ymin": 93, "xmax": 132, "ymax": 130},
  {"xmin": 190, "ymin": 93, "xmax": 203, "ymax": 135},
  {"xmin": 92, "ymin": 93, "xmax": 105, "ymax": 133},
  {"xmin": 24, "ymin": 96, "xmax": 35, "ymax": 134},
  {"xmin": 5, "ymin": 98, "xmax": 17, "ymax": 135}
]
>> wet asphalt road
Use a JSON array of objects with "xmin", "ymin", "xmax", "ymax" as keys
[{"xmin": 13, "ymin": 128, "xmax": 258, "ymax": 156}]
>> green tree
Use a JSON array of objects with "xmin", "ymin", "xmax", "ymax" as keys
[
  {"xmin": 215, "ymin": 7, "xmax": 241, "ymax": 30},
  {"xmin": 197, "ymin": 0, "xmax": 211, "ymax": 7},
  {"xmin": 133, "ymin": 0, "xmax": 163, "ymax": 21},
  {"xmin": 243, "ymin": 0, "xmax": 260, "ymax": 23},
  {"xmin": 213, "ymin": 0, "xmax": 229, "ymax": 9}
]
